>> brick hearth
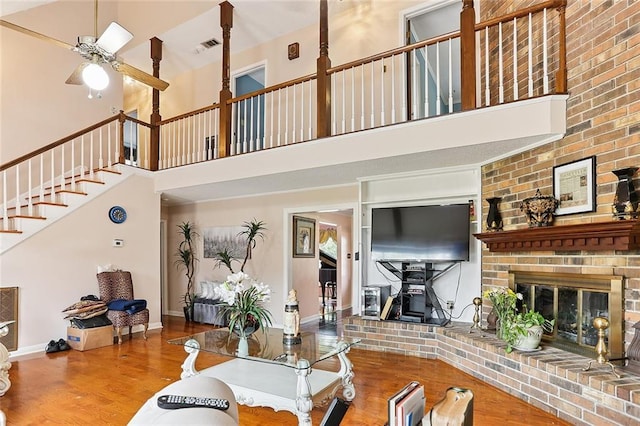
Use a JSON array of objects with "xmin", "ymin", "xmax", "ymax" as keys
[{"xmin": 343, "ymin": 316, "xmax": 640, "ymax": 425}]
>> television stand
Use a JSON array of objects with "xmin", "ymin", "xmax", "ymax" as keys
[{"xmin": 382, "ymin": 261, "xmax": 459, "ymax": 326}]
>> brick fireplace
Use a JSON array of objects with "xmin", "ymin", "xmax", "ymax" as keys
[{"xmin": 509, "ymin": 271, "xmax": 624, "ymax": 360}]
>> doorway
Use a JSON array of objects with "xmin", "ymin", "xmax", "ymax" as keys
[
  {"xmin": 289, "ymin": 208, "xmax": 354, "ymax": 329},
  {"xmin": 405, "ymin": 1, "xmax": 461, "ymax": 118},
  {"xmin": 233, "ymin": 65, "xmax": 265, "ymax": 152}
]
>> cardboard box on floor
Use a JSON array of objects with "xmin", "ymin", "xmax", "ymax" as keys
[{"xmin": 67, "ymin": 325, "xmax": 114, "ymax": 351}]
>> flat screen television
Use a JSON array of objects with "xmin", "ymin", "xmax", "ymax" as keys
[{"xmin": 370, "ymin": 204, "xmax": 470, "ymax": 262}]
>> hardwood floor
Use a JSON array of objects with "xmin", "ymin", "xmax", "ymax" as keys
[{"xmin": 0, "ymin": 316, "xmax": 571, "ymax": 425}]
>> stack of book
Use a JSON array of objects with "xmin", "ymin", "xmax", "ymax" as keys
[{"xmin": 387, "ymin": 381, "xmax": 425, "ymax": 426}]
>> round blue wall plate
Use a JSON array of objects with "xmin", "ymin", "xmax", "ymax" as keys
[{"xmin": 108, "ymin": 206, "xmax": 127, "ymax": 224}]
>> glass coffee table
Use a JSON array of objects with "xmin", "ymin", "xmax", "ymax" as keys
[{"xmin": 168, "ymin": 328, "xmax": 360, "ymax": 425}]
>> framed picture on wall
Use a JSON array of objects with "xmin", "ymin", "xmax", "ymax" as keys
[
  {"xmin": 293, "ymin": 216, "xmax": 316, "ymax": 257},
  {"xmin": 553, "ymin": 156, "xmax": 596, "ymax": 216}
]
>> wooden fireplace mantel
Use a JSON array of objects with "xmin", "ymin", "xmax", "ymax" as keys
[{"xmin": 473, "ymin": 220, "xmax": 640, "ymax": 252}]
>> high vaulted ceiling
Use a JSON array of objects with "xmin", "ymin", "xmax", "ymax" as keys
[{"xmin": 0, "ymin": 0, "xmax": 359, "ymax": 81}]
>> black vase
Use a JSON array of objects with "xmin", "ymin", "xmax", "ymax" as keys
[
  {"xmin": 612, "ymin": 167, "xmax": 639, "ymax": 220},
  {"xmin": 183, "ymin": 305, "xmax": 193, "ymax": 322},
  {"xmin": 486, "ymin": 197, "xmax": 503, "ymax": 231}
]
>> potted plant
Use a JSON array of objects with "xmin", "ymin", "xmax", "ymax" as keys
[
  {"xmin": 503, "ymin": 309, "xmax": 554, "ymax": 353},
  {"xmin": 175, "ymin": 221, "xmax": 198, "ymax": 321},
  {"xmin": 213, "ymin": 272, "xmax": 272, "ymax": 357}
]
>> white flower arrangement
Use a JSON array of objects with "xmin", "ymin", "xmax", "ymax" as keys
[{"xmin": 214, "ymin": 272, "xmax": 272, "ymax": 336}]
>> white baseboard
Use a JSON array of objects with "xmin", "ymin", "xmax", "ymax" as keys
[{"xmin": 9, "ymin": 321, "xmax": 163, "ymax": 360}]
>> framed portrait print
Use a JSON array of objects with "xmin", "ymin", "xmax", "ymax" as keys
[
  {"xmin": 293, "ymin": 216, "xmax": 316, "ymax": 257},
  {"xmin": 553, "ymin": 156, "xmax": 596, "ymax": 216}
]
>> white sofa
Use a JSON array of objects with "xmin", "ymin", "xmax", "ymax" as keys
[{"xmin": 129, "ymin": 376, "xmax": 239, "ymax": 425}]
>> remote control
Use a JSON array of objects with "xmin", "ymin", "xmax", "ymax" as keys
[{"xmin": 157, "ymin": 394, "xmax": 230, "ymax": 411}]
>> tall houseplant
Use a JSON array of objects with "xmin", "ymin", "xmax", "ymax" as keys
[{"xmin": 175, "ymin": 221, "xmax": 198, "ymax": 321}]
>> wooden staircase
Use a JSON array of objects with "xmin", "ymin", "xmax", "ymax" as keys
[{"xmin": 0, "ymin": 166, "xmax": 129, "ymax": 254}]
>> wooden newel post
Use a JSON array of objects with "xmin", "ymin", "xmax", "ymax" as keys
[
  {"xmin": 316, "ymin": 0, "xmax": 331, "ymax": 138},
  {"xmin": 460, "ymin": 0, "xmax": 476, "ymax": 111},
  {"xmin": 149, "ymin": 37, "xmax": 163, "ymax": 171},
  {"xmin": 218, "ymin": 1, "xmax": 234, "ymax": 158},
  {"xmin": 118, "ymin": 111, "xmax": 126, "ymax": 164}
]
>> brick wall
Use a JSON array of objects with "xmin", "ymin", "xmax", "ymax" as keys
[
  {"xmin": 478, "ymin": 0, "xmax": 640, "ymax": 346},
  {"xmin": 344, "ymin": 317, "xmax": 640, "ymax": 425}
]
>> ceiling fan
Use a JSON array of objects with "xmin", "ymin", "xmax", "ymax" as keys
[{"xmin": 0, "ymin": 0, "xmax": 169, "ymax": 93}]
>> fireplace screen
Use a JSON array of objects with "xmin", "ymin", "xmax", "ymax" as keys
[{"xmin": 509, "ymin": 272, "xmax": 623, "ymax": 359}]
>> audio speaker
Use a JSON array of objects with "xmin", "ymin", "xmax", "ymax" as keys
[{"xmin": 320, "ymin": 397, "xmax": 350, "ymax": 426}]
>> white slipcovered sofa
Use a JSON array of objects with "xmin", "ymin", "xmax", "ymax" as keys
[{"xmin": 129, "ymin": 376, "xmax": 239, "ymax": 425}]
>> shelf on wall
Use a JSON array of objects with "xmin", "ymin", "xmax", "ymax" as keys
[{"xmin": 473, "ymin": 220, "xmax": 640, "ymax": 252}]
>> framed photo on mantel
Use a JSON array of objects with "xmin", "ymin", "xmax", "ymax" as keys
[{"xmin": 553, "ymin": 156, "xmax": 596, "ymax": 216}]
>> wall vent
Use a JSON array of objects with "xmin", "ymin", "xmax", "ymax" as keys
[{"xmin": 200, "ymin": 38, "xmax": 220, "ymax": 49}]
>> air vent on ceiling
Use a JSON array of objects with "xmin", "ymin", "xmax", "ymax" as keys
[{"xmin": 200, "ymin": 38, "xmax": 220, "ymax": 49}]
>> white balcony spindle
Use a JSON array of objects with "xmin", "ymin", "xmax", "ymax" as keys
[
  {"xmin": 513, "ymin": 18, "xmax": 519, "ymax": 100},
  {"xmin": 543, "ymin": 8, "xmax": 549, "ymax": 93},
  {"xmin": 401, "ymin": 53, "xmax": 407, "ymax": 121},
  {"xmin": 380, "ymin": 57, "xmax": 385, "ymax": 126},
  {"xmin": 50, "ymin": 148, "xmax": 55, "ymax": 202},
  {"xmin": 528, "ymin": 13, "xmax": 533, "ymax": 97},
  {"xmin": 285, "ymin": 88, "xmax": 290, "ymax": 145},
  {"xmin": 485, "ymin": 27, "xmax": 490, "ymax": 106},
  {"xmin": 71, "ymin": 139, "xmax": 76, "ymax": 191},
  {"xmin": 391, "ymin": 56, "xmax": 397, "ymax": 124},
  {"xmin": 277, "ymin": 90, "xmax": 282, "ymax": 147},
  {"xmin": 250, "ymin": 97, "xmax": 255, "ymax": 151},
  {"xmin": 308, "ymin": 81, "xmax": 313, "ymax": 140},
  {"xmin": 412, "ymin": 49, "xmax": 418, "ymax": 118},
  {"xmin": 299, "ymin": 86, "xmax": 305, "ymax": 142},
  {"xmin": 424, "ymin": 46, "xmax": 429, "ymax": 118},
  {"xmin": 436, "ymin": 42, "xmax": 441, "ymax": 116},
  {"xmin": 331, "ymin": 73, "xmax": 337, "ymax": 136},
  {"xmin": 342, "ymin": 72, "xmax": 347, "ymax": 133},
  {"xmin": 39, "ymin": 153, "xmax": 44, "ymax": 202},
  {"xmin": 258, "ymin": 95, "xmax": 263, "ymax": 149},
  {"xmin": 292, "ymin": 88, "xmax": 296, "ymax": 144},
  {"xmin": 80, "ymin": 134, "xmax": 85, "ymax": 183},
  {"xmin": 27, "ymin": 159, "xmax": 33, "ymax": 216},
  {"xmin": 2, "ymin": 171, "xmax": 7, "ymax": 228},
  {"xmin": 448, "ymin": 40, "xmax": 453, "ymax": 113},
  {"xmin": 89, "ymin": 131, "xmax": 94, "ymax": 178},
  {"xmin": 351, "ymin": 67, "xmax": 356, "ymax": 131},
  {"xmin": 370, "ymin": 61, "xmax": 375, "ymax": 128},
  {"xmin": 499, "ymin": 22, "xmax": 504, "ymax": 103},
  {"xmin": 15, "ymin": 165, "xmax": 20, "ymax": 216},
  {"xmin": 360, "ymin": 66, "xmax": 365, "ymax": 130}
]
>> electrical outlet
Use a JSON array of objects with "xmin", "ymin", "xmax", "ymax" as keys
[{"xmin": 446, "ymin": 300, "xmax": 455, "ymax": 310}]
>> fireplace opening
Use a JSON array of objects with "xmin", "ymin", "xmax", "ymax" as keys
[{"xmin": 508, "ymin": 271, "xmax": 624, "ymax": 359}]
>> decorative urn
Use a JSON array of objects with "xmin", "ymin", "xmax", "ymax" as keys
[{"xmin": 520, "ymin": 189, "xmax": 559, "ymax": 227}]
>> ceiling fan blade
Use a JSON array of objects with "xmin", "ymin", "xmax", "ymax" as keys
[
  {"xmin": 65, "ymin": 63, "xmax": 89, "ymax": 85},
  {"xmin": 96, "ymin": 21, "xmax": 133, "ymax": 54},
  {"xmin": 114, "ymin": 62, "xmax": 169, "ymax": 91},
  {"xmin": 0, "ymin": 19, "xmax": 75, "ymax": 51}
]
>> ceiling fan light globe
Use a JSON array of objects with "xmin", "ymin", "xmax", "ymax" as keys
[{"xmin": 82, "ymin": 63, "xmax": 109, "ymax": 91}]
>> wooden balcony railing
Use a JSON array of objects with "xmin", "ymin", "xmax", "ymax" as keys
[{"xmin": 1, "ymin": 0, "xmax": 567, "ymax": 218}]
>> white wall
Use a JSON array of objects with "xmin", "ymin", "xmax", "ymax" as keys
[
  {"xmin": 359, "ymin": 166, "xmax": 482, "ymax": 322},
  {"xmin": 167, "ymin": 185, "xmax": 359, "ymax": 325},
  {"xmin": 0, "ymin": 174, "xmax": 161, "ymax": 354}
]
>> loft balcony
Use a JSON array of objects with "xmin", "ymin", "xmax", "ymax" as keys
[{"xmin": 1, "ymin": 0, "xmax": 568, "ymax": 213}]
